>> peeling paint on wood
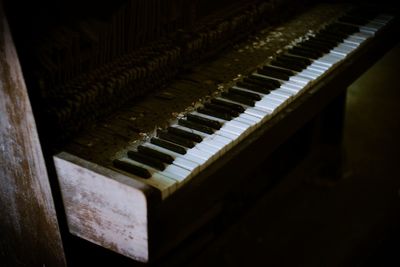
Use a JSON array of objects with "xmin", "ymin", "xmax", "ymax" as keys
[
  {"xmin": 0, "ymin": 2, "xmax": 66, "ymax": 266},
  {"xmin": 54, "ymin": 152, "xmax": 152, "ymax": 262}
]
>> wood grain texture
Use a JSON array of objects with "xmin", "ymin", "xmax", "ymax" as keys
[
  {"xmin": 54, "ymin": 152, "xmax": 154, "ymax": 262},
  {"xmin": 0, "ymin": 2, "xmax": 66, "ymax": 266}
]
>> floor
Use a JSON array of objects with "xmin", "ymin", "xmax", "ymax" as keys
[{"xmin": 177, "ymin": 42, "xmax": 400, "ymax": 267}]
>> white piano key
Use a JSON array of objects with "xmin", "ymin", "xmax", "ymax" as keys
[
  {"xmin": 205, "ymin": 134, "xmax": 232, "ymax": 145},
  {"xmin": 173, "ymin": 157, "xmax": 200, "ymax": 173},
  {"xmin": 365, "ymin": 22, "xmax": 383, "ymax": 30},
  {"xmin": 326, "ymin": 51, "xmax": 345, "ymax": 60},
  {"xmin": 286, "ymin": 79, "xmax": 307, "ymax": 88},
  {"xmin": 214, "ymin": 129, "xmax": 238, "ymax": 141},
  {"xmin": 194, "ymin": 142, "xmax": 220, "ymax": 156},
  {"xmin": 231, "ymin": 116, "xmax": 253, "ymax": 126},
  {"xmin": 201, "ymin": 137, "xmax": 228, "ymax": 150},
  {"xmin": 263, "ymin": 94, "xmax": 285, "ymax": 104},
  {"xmin": 199, "ymin": 141, "xmax": 225, "ymax": 156},
  {"xmin": 264, "ymin": 92, "xmax": 288, "ymax": 102},
  {"xmin": 225, "ymin": 119, "xmax": 251, "ymax": 131},
  {"xmin": 254, "ymin": 101, "xmax": 276, "ymax": 113},
  {"xmin": 280, "ymin": 82, "xmax": 302, "ymax": 93},
  {"xmin": 182, "ymin": 153, "xmax": 208, "ymax": 166},
  {"xmin": 343, "ymin": 36, "xmax": 363, "ymax": 46},
  {"xmin": 238, "ymin": 113, "xmax": 262, "ymax": 124},
  {"xmin": 162, "ymin": 164, "xmax": 192, "ymax": 182},
  {"xmin": 370, "ymin": 15, "xmax": 390, "ymax": 25},
  {"xmin": 297, "ymin": 69, "xmax": 319, "ymax": 80},
  {"xmin": 190, "ymin": 141, "xmax": 219, "ymax": 158},
  {"xmin": 220, "ymin": 124, "xmax": 244, "ymax": 136},
  {"xmin": 260, "ymin": 98, "xmax": 283, "ymax": 107},
  {"xmin": 289, "ymin": 75, "xmax": 311, "ymax": 85},
  {"xmin": 245, "ymin": 107, "xmax": 270, "ymax": 119},
  {"xmin": 194, "ymin": 141, "xmax": 220, "ymax": 155},
  {"xmin": 257, "ymin": 97, "xmax": 281, "ymax": 108},
  {"xmin": 307, "ymin": 62, "xmax": 328, "ymax": 72},
  {"xmin": 352, "ymin": 32, "xmax": 371, "ymax": 41},
  {"xmin": 375, "ymin": 14, "xmax": 394, "ymax": 24},
  {"xmin": 332, "ymin": 43, "xmax": 356, "ymax": 56},
  {"xmin": 201, "ymin": 137, "xmax": 226, "ymax": 149},
  {"xmin": 331, "ymin": 48, "xmax": 348, "ymax": 57},
  {"xmin": 315, "ymin": 54, "xmax": 340, "ymax": 67},
  {"xmin": 337, "ymin": 42, "xmax": 358, "ymax": 50},
  {"xmin": 271, "ymin": 88, "xmax": 295, "ymax": 98},
  {"xmin": 233, "ymin": 118, "xmax": 257, "ymax": 132},
  {"xmin": 186, "ymin": 147, "xmax": 214, "ymax": 162},
  {"xmin": 360, "ymin": 23, "xmax": 380, "ymax": 35}
]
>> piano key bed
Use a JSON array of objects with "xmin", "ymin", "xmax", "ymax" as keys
[{"xmin": 53, "ymin": 4, "xmax": 397, "ymax": 263}]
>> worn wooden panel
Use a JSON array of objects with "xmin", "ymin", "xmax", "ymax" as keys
[
  {"xmin": 54, "ymin": 152, "xmax": 154, "ymax": 262},
  {"xmin": 0, "ymin": 3, "xmax": 66, "ymax": 266}
]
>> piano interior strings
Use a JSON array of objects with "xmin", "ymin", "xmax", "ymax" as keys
[{"xmin": 3, "ymin": 0, "xmax": 398, "ymax": 264}]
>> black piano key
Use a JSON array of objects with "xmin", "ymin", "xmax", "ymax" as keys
[
  {"xmin": 258, "ymin": 66, "xmax": 292, "ymax": 81},
  {"xmin": 204, "ymin": 102, "xmax": 240, "ymax": 117},
  {"xmin": 298, "ymin": 42, "xmax": 331, "ymax": 54},
  {"xmin": 186, "ymin": 113, "xmax": 222, "ymax": 130},
  {"xmin": 278, "ymin": 54, "xmax": 313, "ymax": 66},
  {"xmin": 178, "ymin": 119, "xmax": 215, "ymax": 134},
  {"xmin": 150, "ymin": 137, "xmax": 187, "ymax": 155},
  {"xmin": 113, "ymin": 159, "xmax": 151, "ymax": 179},
  {"xmin": 317, "ymin": 30, "xmax": 347, "ymax": 42},
  {"xmin": 221, "ymin": 92, "xmax": 255, "ymax": 106},
  {"xmin": 332, "ymin": 19, "xmax": 364, "ymax": 30},
  {"xmin": 288, "ymin": 47, "xmax": 322, "ymax": 59},
  {"xmin": 237, "ymin": 81, "xmax": 272, "ymax": 93},
  {"xmin": 324, "ymin": 24, "xmax": 355, "ymax": 35},
  {"xmin": 158, "ymin": 130, "xmax": 195, "ymax": 148},
  {"xmin": 270, "ymin": 59, "xmax": 304, "ymax": 72},
  {"xmin": 197, "ymin": 107, "xmax": 232, "ymax": 121},
  {"xmin": 304, "ymin": 38, "xmax": 338, "ymax": 49},
  {"xmin": 338, "ymin": 15, "xmax": 370, "ymax": 25},
  {"xmin": 211, "ymin": 98, "xmax": 245, "ymax": 113},
  {"xmin": 167, "ymin": 127, "xmax": 203, "ymax": 143},
  {"xmin": 310, "ymin": 34, "xmax": 343, "ymax": 46},
  {"xmin": 137, "ymin": 145, "xmax": 174, "ymax": 164},
  {"xmin": 229, "ymin": 88, "xmax": 262, "ymax": 101},
  {"xmin": 127, "ymin": 150, "xmax": 166, "ymax": 171},
  {"xmin": 246, "ymin": 74, "xmax": 281, "ymax": 88},
  {"xmin": 315, "ymin": 27, "xmax": 349, "ymax": 38}
]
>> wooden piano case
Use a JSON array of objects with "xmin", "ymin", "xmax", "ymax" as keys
[{"xmin": 1, "ymin": 0, "xmax": 399, "ymax": 265}]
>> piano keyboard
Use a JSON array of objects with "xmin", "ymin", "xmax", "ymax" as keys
[{"xmin": 112, "ymin": 10, "xmax": 394, "ymax": 199}]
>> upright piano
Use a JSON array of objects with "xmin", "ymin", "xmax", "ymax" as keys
[{"xmin": 1, "ymin": 0, "xmax": 398, "ymax": 265}]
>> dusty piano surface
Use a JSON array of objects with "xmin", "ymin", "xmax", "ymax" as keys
[{"xmin": 5, "ymin": 0, "xmax": 399, "ymax": 264}]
